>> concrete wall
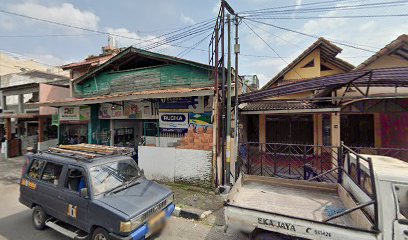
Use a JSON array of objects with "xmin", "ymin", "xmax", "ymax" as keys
[
  {"xmin": 139, "ymin": 146, "xmax": 212, "ymax": 187},
  {"xmin": 38, "ymin": 138, "xmax": 58, "ymax": 151},
  {"xmin": 39, "ymin": 83, "xmax": 70, "ymax": 115}
]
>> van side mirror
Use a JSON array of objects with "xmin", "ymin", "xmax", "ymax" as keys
[{"xmin": 80, "ymin": 188, "xmax": 88, "ymax": 198}]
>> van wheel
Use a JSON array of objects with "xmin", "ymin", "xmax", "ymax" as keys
[
  {"xmin": 92, "ymin": 228, "xmax": 111, "ymax": 240},
  {"xmin": 32, "ymin": 206, "xmax": 47, "ymax": 230},
  {"xmin": 251, "ymin": 229, "xmax": 286, "ymax": 240}
]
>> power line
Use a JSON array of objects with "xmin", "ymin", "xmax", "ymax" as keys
[
  {"xmin": 177, "ymin": 32, "xmax": 213, "ymax": 58},
  {"xmin": 245, "ymin": 14, "xmax": 408, "ymax": 20},
  {"xmin": 241, "ymin": 1, "xmax": 408, "ymax": 16},
  {"xmin": 0, "ymin": 9, "xmax": 211, "ymax": 53},
  {"xmin": 0, "ymin": 33, "xmax": 103, "ymax": 38},
  {"xmin": 245, "ymin": 18, "xmax": 378, "ymax": 53},
  {"xmin": 243, "ymin": 20, "xmax": 303, "ymax": 79}
]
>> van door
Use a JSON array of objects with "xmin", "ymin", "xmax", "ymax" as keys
[
  {"xmin": 60, "ymin": 166, "xmax": 89, "ymax": 231},
  {"xmin": 392, "ymin": 183, "xmax": 408, "ymax": 239},
  {"xmin": 28, "ymin": 160, "xmax": 65, "ymax": 220}
]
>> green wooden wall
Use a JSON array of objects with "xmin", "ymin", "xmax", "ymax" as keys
[{"xmin": 74, "ymin": 64, "xmax": 211, "ymax": 97}]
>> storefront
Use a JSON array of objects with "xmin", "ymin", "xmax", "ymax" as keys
[{"xmin": 58, "ymin": 106, "xmax": 91, "ymax": 144}]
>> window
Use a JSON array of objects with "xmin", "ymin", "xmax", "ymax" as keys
[
  {"xmin": 90, "ymin": 158, "xmax": 141, "ymax": 195},
  {"xmin": 28, "ymin": 159, "xmax": 46, "ymax": 179},
  {"xmin": 301, "ymin": 59, "xmax": 314, "ymax": 68},
  {"xmin": 41, "ymin": 162, "xmax": 63, "ymax": 185},
  {"xmin": 65, "ymin": 168, "xmax": 87, "ymax": 193},
  {"xmin": 321, "ymin": 64, "xmax": 333, "ymax": 71},
  {"xmin": 394, "ymin": 184, "xmax": 408, "ymax": 219}
]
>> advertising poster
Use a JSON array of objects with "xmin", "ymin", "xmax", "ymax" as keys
[
  {"xmin": 189, "ymin": 112, "xmax": 212, "ymax": 128},
  {"xmin": 60, "ymin": 106, "xmax": 90, "ymax": 122}
]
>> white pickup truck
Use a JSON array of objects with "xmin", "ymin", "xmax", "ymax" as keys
[{"xmin": 225, "ymin": 146, "xmax": 408, "ymax": 240}]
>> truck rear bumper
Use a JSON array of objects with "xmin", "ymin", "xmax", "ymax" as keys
[{"xmin": 110, "ymin": 203, "xmax": 175, "ymax": 240}]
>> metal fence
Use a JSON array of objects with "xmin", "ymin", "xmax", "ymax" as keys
[{"xmin": 237, "ymin": 142, "xmax": 408, "ymax": 182}]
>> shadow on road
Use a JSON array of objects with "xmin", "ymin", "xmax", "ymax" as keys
[{"xmin": 0, "ymin": 209, "xmax": 69, "ymax": 240}]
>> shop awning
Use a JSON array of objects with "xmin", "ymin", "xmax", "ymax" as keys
[
  {"xmin": 29, "ymin": 87, "xmax": 214, "ymax": 107},
  {"xmin": 0, "ymin": 113, "xmax": 51, "ymax": 119},
  {"xmin": 240, "ymin": 101, "xmax": 340, "ymax": 114}
]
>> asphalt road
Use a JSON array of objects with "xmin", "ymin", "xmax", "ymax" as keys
[{"xmin": 0, "ymin": 157, "xmax": 247, "ymax": 240}]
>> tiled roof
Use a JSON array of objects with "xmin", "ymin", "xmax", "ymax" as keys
[
  {"xmin": 31, "ymin": 87, "xmax": 214, "ymax": 107},
  {"xmin": 355, "ymin": 34, "xmax": 408, "ymax": 71},
  {"xmin": 261, "ymin": 37, "xmax": 355, "ymax": 90},
  {"xmin": 241, "ymin": 101, "xmax": 338, "ymax": 112}
]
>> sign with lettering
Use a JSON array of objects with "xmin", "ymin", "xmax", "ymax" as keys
[
  {"xmin": 159, "ymin": 113, "xmax": 189, "ymax": 130},
  {"xmin": 60, "ymin": 106, "xmax": 90, "ymax": 122},
  {"xmin": 99, "ymin": 101, "xmax": 155, "ymax": 119},
  {"xmin": 189, "ymin": 113, "xmax": 212, "ymax": 127}
]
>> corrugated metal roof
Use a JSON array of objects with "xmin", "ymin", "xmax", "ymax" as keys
[
  {"xmin": 31, "ymin": 87, "xmax": 214, "ymax": 107},
  {"xmin": 240, "ymin": 67, "xmax": 408, "ymax": 102},
  {"xmin": 241, "ymin": 101, "xmax": 337, "ymax": 111}
]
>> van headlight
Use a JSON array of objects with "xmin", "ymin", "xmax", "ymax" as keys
[{"xmin": 120, "ymin": 216, "xmax": 142, "ymax": 233}]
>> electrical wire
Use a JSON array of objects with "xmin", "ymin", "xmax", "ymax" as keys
[
  {"xmin": 245, "ymin": 14, "xmax": 408, "ymax": 20},
  {"xmin": 177, "ymin": 32, "xmax": 213, "ymax": 58},
  {"xmin": 243, "ymin": 20, "xmax": 303, "ymax": 79},
  {"xmin": 245, "ymin": 18, "xmax": 378, "ymax": 53}
]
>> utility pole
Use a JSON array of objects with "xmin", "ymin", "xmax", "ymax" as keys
[
  {"xmin": 226, "ymin": 14, "xmax": 232, "ymax": 185},
  {"xmin": 220, "ymin": 2, "xmax": 226, "ymax": 186},
  {"xmin": 233, "ymin": 15, "xmax": 240, "ymax": 183}
]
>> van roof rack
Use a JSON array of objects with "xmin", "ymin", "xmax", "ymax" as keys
[{"xmin": 45, "ymin": 144, "xmax": 133, "ymax": 161}]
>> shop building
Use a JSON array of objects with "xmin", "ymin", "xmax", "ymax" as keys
[{"xmin": 37, "ymin": 47, "xmax": 217, "ymax": 187}]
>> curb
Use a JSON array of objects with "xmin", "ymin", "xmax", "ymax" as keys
[{"xmin": 172, "ymin": 206, "xmax": 212, "ymax": 220}]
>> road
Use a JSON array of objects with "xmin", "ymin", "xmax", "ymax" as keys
[{"xmin": 0, "ymin": 157, "xmax": 247, "ymax": 240}]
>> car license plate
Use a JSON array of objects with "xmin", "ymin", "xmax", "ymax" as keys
[{"xmin": 148, "ymin": 211, "xmax": 165, "ymax": 233}]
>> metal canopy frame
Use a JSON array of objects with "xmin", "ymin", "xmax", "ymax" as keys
[{"xmin": 239, "ymin": 67, "xmax": 408, "ymax": 103}]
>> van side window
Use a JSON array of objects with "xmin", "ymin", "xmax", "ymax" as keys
[
  {"xmin": 394, "ymin": 184, "xmax": 408, "ymax": 219},
  {"xmin": 65, "ymin": 168, "xmax": 87, "ymax": 193},
  {"xmin": 28, "ymin": 159, "xmax": 46, "ymax": 179},
  {"xmin": 41, "ymin": 162, "xmax": 63, "ymax": 186}
]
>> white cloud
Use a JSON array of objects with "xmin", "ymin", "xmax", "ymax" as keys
[
  {"xmin": 295, "ymin": 0, "xmax": 303, "ymax": 10},
  {"xmin": 0, "ymin": 15, "xmax": 15, "ymax": 30},
  {"xmin": 104, "ymin": 27, "xmax": 171, "ymax": 52},
  {"xmin": 9, "ymin": 2, "xmax": 100, "ymax": 31},
  {"xmin": 180, "ymin": 13, "xmax": 195, "ymax": 25}
]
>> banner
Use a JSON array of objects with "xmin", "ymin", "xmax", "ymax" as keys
[
  {"xmin": 159, "ymin": 97, "xmax": 204, "ymax": 113},
  {"xmin": 99, "ymin": 101, "xmax": 155, "ymax": 119}
]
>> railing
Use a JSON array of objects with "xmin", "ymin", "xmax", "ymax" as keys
[
  {"xmin": 237, "ymin": 142, "xmax": 340, "ymax": 183},
  {"xmin": 349, "ymin": 146, "xmax": 408, "ymax": 163},
  {"xmin": 236, "ymin": 142, "xmax": 384, "ymax": 231}
]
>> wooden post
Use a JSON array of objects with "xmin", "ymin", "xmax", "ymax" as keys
[
  {"xmin": 5, "ymin": 118, "xmax": 11, "ymax": 141},
  {"xmin": 259, "ymin": 114, "xmax": 266, "ymax": 144},
  {"xmin": 331, "ymin": 112, "xmax": 341, "ymax": 168},
  {"xmin": 38, "ymin": 116, "xmax": 44, "ymax": 143}
]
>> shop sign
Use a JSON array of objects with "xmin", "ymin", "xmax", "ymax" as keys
[
  {"xmin": 189, "ymin": 112, "xmax": 212, "ymax": 127},
  {"xmin": 59, "ymin": 106, "xmax": 90, "ymax": 122},
  {"xmin": 159, "ymin": 113, "xmax": 188, "ymax": 130},
  {"xmin": 60, "ymin": 107, "xmax": 79, "ymax": 121}
]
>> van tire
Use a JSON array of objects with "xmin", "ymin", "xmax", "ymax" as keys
[
  {"xmin": 91, "ymin": 228, "xmax": 111, "ymax": 240},
  {"xmin": 32, "ymin": 206, "xmax": 47, "ymax": 230}
]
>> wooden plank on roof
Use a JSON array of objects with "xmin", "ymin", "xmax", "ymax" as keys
[
  {"xmin": 59, "ymin": 144, "xmax": 115, "ymax": 154},
  {"xmin": 48, "ymin": 147, "xmax": 97, "ymax": 158}
]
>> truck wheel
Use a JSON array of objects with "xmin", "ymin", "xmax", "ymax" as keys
[
  {"xmin": 251, "ymin": 229, "xmax": 286, "ymax": 240},
  {"xmin": 92, "ymin": 228, "xmax": 111, "ymax": 240},
  {"xmin": 32, "ymin": 206, "xmax": 47, "ymax": 230}
]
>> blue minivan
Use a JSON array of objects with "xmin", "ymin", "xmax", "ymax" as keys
[{"xmin": 19, "ymin": 144, "xmax": 174, "ymax": 240}]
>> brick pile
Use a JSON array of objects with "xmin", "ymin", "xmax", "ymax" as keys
[{"xmin": 177, "ymin": 127, "xmax": 213, "ymax": 151}]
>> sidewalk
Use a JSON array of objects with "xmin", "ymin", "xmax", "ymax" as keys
[
  {"xmin": 0, "ymin": 156, "xmax": 25, "ymax": 185},
  {"xmin": 164, "ymin": 182, "xmax": 224, "ymax": 220}
]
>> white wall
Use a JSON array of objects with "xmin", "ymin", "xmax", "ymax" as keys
[{"xmin": 139, "ymin": 146, "xmax": 212, "ymax": 187}]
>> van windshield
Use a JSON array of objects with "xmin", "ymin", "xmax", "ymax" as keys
[{"xmin": 90, "ymin": 158, "xmax": 141, "ymax": 195}]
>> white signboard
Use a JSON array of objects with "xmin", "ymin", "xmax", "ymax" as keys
[
  {"xmin": 159, "ymin": 113, "xmax": 189, "ymax": 129},
  {"xmin": 60, "ymin": 106, "xmax": 80, "ymax": 121}
]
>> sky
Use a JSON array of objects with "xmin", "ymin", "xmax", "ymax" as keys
[{"xmin": 0, "ymin": 0, "xmax": 407, "ymax": 87}]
